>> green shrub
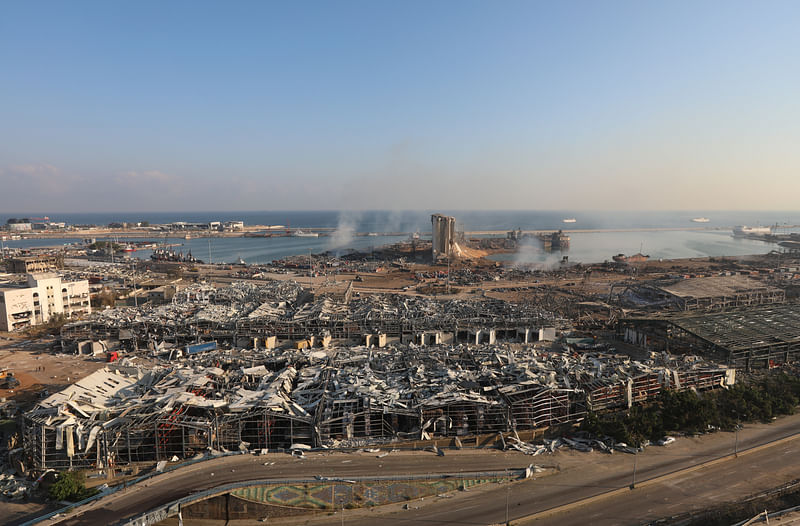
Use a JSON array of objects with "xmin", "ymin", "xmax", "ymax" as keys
[
  {"xmin": 49, "ymin": 471, "xmax": 99, "ymax": 502},
  {"xmin": 581, "ymin": 374, "xmax": 800, "ymax": 446}
]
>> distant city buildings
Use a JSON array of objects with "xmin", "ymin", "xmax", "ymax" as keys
[{"xmin": 5, "ymin": 218, "xmax": 65, "ymax": 231}]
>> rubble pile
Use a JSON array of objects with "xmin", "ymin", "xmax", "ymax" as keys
[
  {"xmin": 21, "ymin": 342, "xmax": 735, "ymax": 471},
  {"xmin": 61, "ymin": 282, "xmax": 565, "ymax": 351}
]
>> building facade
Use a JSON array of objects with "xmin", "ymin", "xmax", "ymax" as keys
[
  {"xmin": 0, "ymin": 273, "xmax": 91, "ymax": 331},
  {"xmin": 8, "ymin": 254, "xmax": 64, "ymax": 274}
]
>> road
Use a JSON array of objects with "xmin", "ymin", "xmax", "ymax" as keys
[{"xmin": 43, "ymin": 413, "xmax": 800, "ymax": 526}]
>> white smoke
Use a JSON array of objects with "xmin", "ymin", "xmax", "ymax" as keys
[
  {"xmin": 327, "ymin": 211, "xmax": 360, "ymax": 251},
  {"xmin": 512, "ymin": 237, "xmax": 563, "ymax": 271}
]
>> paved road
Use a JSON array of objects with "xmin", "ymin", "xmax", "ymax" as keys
[{"xmin": 46, "ymin": 413, "xmax": 800, "ymax": 526}]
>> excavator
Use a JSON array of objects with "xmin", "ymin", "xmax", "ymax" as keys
[{"xmin": 0, "ymin": 369, "xmax": 20, "ymax": 389}]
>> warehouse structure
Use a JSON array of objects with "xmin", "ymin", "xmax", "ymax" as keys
[
  {"xmin": 22, "ymin": 343, "xmax": 734, "ymax": 471},
  {"xmin": 59, "ymin": 281, "xmax": 563, "ymax": 352},
  {"xmin": 619, "ymin": 304, "xmax": 800, "ymax": 369},
  {"xmin": 615, "ymin": 275, "xmax": 785, "ymax": 311}
]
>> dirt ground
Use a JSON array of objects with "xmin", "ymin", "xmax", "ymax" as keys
[{"xmin": 0, "ymin": 333, "xmax": 105, "ymax": 407}]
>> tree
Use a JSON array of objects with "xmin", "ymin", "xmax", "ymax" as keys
[{"xmin": 49, "ymin": 471, "xmax": 98, "ymax": 502}]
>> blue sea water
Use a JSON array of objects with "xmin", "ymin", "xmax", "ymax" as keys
[
  {"xmin": 8, "ymin": 209, "xmax": 800, "ymax": 232},
  {"xmin": 3, "ymin": 210, "xmax": 798, "ymax": 265}
]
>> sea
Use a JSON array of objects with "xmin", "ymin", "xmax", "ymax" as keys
[{"xmin": 3, "ymin": 210, "xmax": 799, "ymax": 265}]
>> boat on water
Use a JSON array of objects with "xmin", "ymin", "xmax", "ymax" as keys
[
  {"xmin": 121, "ymin": 244, "xmax": 136, "ymax": 252},
  {"xmin": 691, "ymin": 217, "xmax": 710, "ymax": 223},
  {"xmin": 562, "ymin": 218, "xmax": 577, "ymax": 224},
  {"xmin": 612, "ymin": 253, "xmax": 650, "ymax": 263},
  {"xmin": 235, "ymin": 256, "xmax": 246, "ymax": 265},
  {"xmin": 151, "ymin": 247, "xmax": 202, "ymax": 264},
  {"xmin": 293, "ymin": 230, "xmax": 319, "ymax": 238},
  {"xmin": 733, "ymin": 225, "xmax": 773, "ymax": 237}
]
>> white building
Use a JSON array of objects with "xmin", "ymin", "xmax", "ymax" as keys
[
  {"xmin": 223, "ymin": 220, "xmax": 244, "ymax": 231},
  {"xmin": 8, "ymin": 222, "xmax": 32, "ymax": 232},
  {"xmin": 0, "ymin": 273, "xmax": 91, "ymax": 331}
]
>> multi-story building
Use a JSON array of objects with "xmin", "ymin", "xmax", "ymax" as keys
[
  {"xmin": 7, "ymin": 254, "xmax": 64, "ymax": 274},
  {"xmin": 0, "ymin": 273, "xmax": 91, "ymax": 331}
]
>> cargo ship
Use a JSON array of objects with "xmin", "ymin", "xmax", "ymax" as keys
[
  {"xmin": 292, "ymin": 230, "xmax": 319, "ymax": 238},
  {"xmin": 733, "ymin": 225, "xmax": 773, "ymax": 237},
  {"xmin": 691, "ymin": 217, "xmax": 710, "ymax": 223},
  {"xmin": 562, "ymin": 218, "xmax": 577, "ymax": 224}
]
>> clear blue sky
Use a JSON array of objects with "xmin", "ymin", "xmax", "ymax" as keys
[{"xmin": 2, "ymin": 1, "xmax": 799, "ymax": 212}]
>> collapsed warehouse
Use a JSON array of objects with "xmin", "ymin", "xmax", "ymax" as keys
[
  {"xmin": 21, "ymin": 344, "xmax": 734, "ymax": 471},
  {"xmin": 59, "ymin": 281, "xmax": 563, "ymax": 353},
  {"xmin": 619, "ymin": 303, "xmax": 800, "ymax": 369},
  {"xmin": 612, "ymin": 275, "xmax": 786, "ymax": 312}
]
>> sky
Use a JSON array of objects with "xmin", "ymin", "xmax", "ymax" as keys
[{"xmin": 1, "ymin": 0, "xmax": 800, "ymax": 213}]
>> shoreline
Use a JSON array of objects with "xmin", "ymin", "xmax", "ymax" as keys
[{"xmin": 4, "ymin": 225, "xmax": 740, "ymax": 240}]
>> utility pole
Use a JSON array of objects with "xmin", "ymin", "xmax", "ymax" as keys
[
  {"xmin": 630, "ymin": 449, "xmax": 638, "ymax": 489},
  {"xmin": 132, "ymin": 262, "xmax": 138, "ymax": 308},
  {"xmin": 446, "ymin": 255, "xmax": 451, "ymax": 294},
  {"xmin": 505, "ymin": 468, "xmax": 510, "ymax": 525}
]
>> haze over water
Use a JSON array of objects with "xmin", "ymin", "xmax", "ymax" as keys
[{"xmin": 5, "ymin": 210, "xmax": 796, "ymax": 264}]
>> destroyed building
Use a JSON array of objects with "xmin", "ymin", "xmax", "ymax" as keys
[
  {"xmin": 60, "ymin": 281, "xmax": 563, "ymax": 352},
  {"xmin": 618, "ymin": 303, "xmax": 800, "ymax": 369},
  {"xmin": 431, "ymin": 214, "xmax": 456, "ymax": 259},
  {"xmin": 614, "ymin": 275, "xmax": 785, "ymax": 311},
  {"xmin": 22, "ymin": 342, "xmax": 734, "ymax": 471}
]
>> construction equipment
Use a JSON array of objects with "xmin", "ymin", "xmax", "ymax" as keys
[{"xmin": 0, "ymin": 370, "xmax": 20, "ymax": 389}]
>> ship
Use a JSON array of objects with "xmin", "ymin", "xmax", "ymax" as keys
[
  {"xmin": 733, "ymin": 225, "xmax": 773, "ymax": 237},
  {"xmin": 612, "ymin": 253, "xmax": 650, "ymax": 263},
  {"xmin": 293, "ymin": 230, "xmax": 319, "ymax": 238},
  {"xmin": 150, "ymin": 247, "xmax": 203, "ymax": 264},
  {"xmin": 562, "ymin": 218, "xmax": 577, "ymax": 224},
  {"xmin": 691, "ymin": 217, "xmax": 710, "ymax": 223}
]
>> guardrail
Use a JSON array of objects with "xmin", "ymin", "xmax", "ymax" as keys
[
  {"xmin": 120, "ymin": 470, "xmax": 526, "ymax": 526},
  {"xmin": 19, "ymin": 450, "xmax": 244, "ymax": 526}
]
